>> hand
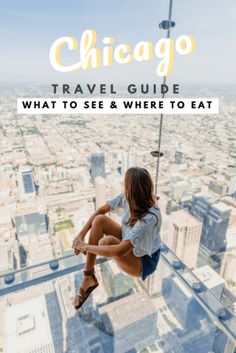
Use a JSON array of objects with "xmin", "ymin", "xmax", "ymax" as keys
[
  {"xmin": 72, "ymin": 232, "xmax": 86, "ymax": 249},
  {"xmin": 73, "ymin": 239, "xmax": 87, "ymax": 256}
]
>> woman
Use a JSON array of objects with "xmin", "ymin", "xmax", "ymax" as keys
[{"xmin": 72, "ymin": 167, "xmax": 162, "ymax": 309}]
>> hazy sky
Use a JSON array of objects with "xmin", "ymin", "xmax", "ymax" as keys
[{"xmin": 0, "ymin": 0, "xmax": 235, "ymax": 86}]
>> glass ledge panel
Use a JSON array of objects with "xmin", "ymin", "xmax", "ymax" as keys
[{"xmin": 0, "ymin": 244, "xmax": 236, "ymax": 353}]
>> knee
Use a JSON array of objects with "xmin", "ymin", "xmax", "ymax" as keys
[
  {"xmin": 92, "ymin": 214, "xmax": 107, "ymax": 227},
  {"xmin": 98, "ymin": 235, "xmax": 120, "ymax": 246},
  {"xmin": 98, "ymin": 237, "xmax": 106, "ymax": 246}
]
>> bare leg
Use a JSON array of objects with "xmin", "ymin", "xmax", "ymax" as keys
[
  {"xmin": 85, "ymin": 215, "xmax": 122, "ymax": 271},
  {"xmin": 78, "ymin": 215, "xmax": 122, "ymax": 294},
  {"xmin": 73, "ymin": 221, "xmax": 142, "ymax": 308},
  {"xmin": 99, "ymin": 236, "xmax": 142, "ymax": 277}
]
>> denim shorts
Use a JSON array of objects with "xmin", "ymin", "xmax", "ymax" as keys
[{"xmin": 140, "ymin": 248, "xmax": 161, "ymax": 281}]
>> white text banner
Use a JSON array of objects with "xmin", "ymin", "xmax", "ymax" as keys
[{"xmin": 17, "ymin": 98, "xmax": 219, "ymax": 115}]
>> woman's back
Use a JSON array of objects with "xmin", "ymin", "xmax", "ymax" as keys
[{"xmin": 107, "ymin": 192, "xmax": 162, "ymax": 257}]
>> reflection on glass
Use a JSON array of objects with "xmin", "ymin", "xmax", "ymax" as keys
[{"xmin": 1, "ymin": 254, "xmax": 235, "ymax": 353}]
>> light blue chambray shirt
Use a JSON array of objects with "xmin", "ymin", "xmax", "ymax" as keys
[{"xmin": 107, "ymin": 192, "xmax": 162, "ymax": 257}]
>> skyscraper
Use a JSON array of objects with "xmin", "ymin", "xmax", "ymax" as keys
[
  {"xmin": 193, "ymin": 265, "xmax": 224, "ymax": 301},
  {"xmin": 171, "ymin": 180, "xmax": 188, "ymax": 202},
  {"xmin": 14, "ymin": 212, "xmax": 48, "ymax": 237},
  {"xmin": 202, "ymin": 152, "xmax": 214, "ymax": 165},
  {"xmin": 175, "ymin": 150, "xmax": 183, "ymax": 164},
  {"xmin": 102, "ymin": 261, "xmax": 133, "ymax": 298},
  {"xmin": 95, "ymin": 176, "xmax": 106, "ymax": 209},
  {"xmin": 99, "ymin": 291, "xmax": 157, "ymax": 352},
  {"xmin": 91, "ymin": 153, "xmax": 105, "ymax": 184},
  {"xmin": 220, "ymin": 248, "xmax": 236, "ymax": 283},
  {"xmin": 18, "ymin": 168, "xmax": 36, "ymax": 199},
  {"xmin": 209, "ymin": 180, "xmax": 227, "ymax": 196},
  {"xmin": 120, "ymin": 151, "xmax": 137, "ymax": 176},
  {"xmin": 228, "ymin": 175, "xmax": 236, "ymax": 195},
  {"xmin": 43, "ymin": 170, "xmax": 52, "ymax": 182},
  {"xmin": 57, "ymin": 167, "xmax": 67, "ymax": 180},
  {"xmin": 190, "ymin": 194, "xmax": 212, "ymax": 220},
  {"xmin": 0, "ymin": 246, "xmax": 14, "ymax": 274},
  {"xmin": 170, "ymin": 173, "xmax": 184, "ymax": 184},
  {"xmin": 145, "ymin": 212, "xmax": 172, "ymax": 296},
  {"xmin": 191, "ymin": 196, "xmax": 231, "ymax": 255},
  {"xmin": 22, "ymin": 171, "xmax": 35, "ymax": 194},
  {"xmin": 161, "ymin": 266, "xmax": 225, "ymax": 353},
  {"xmin": 170, "ymin": 209, "xmax": 202, "ymax": 269},
  {"xmin": 4, "ymin": 296, "xmax": 55, "ymax": 353}
]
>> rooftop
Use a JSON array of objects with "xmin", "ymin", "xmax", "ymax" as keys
[
  {"xmin": 194, "ymin": 265, "xmax": 225, "ymax": 290},
  {"xmin": 4, "ymin": 295, "xmax": 54, "ymax": 353},
  {"xmin": 171, "ymin": 209, "xmax": 202, "ymax": 227},
  {"xmin": 214, "ymin": 202, "xmax": 232, "ymax": 213},
  {"xmin": 0, "ymin": 244, "xmax": 236, "ymax": 353},
  {"xmin": 99, "ymin": 291, "xmax": 156, "ymax": 330}
]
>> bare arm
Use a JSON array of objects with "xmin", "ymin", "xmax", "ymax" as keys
[
  {"xmin": 73, "ymin": 203, "xmax": 110, "ymax": 246},
  {"xmin": 75, "ymin": 239, "xmax": 133, "ymax": 258}
]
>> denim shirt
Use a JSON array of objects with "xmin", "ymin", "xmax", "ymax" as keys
[{"xmin": 107, "ymin": 193, "xmax": 162, "ymax": 257}]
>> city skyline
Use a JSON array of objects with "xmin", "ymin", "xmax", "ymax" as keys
[
  {"xmin": 0, "ymin": 1, "xmax": 236, "ymax": 351},
  {"xmin": 0, "ymin": 87, "xmax": 236, "ymax": 352}
]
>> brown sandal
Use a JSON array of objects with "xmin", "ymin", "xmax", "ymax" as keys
[{"xmin": 74, "ymin": 269, "xmax": 99, "ymax": 310}]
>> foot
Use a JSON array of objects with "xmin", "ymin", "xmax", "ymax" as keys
[
  {"xmin": 73, "ymin": 269, "xmax": 99, "ymax": 309},
  {"xmin": 80, "ymin": 274, "xmax": 97, "ymax": 293}
]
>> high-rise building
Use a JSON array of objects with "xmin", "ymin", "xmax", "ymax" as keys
[
  {"xmin": 109, "ymin": 181, "xmax": 122, "ymax": 199},
  {"xmin": 170, "ymin": 209, "xmax": 202, "ymax": 269},
  {"xmin": 224, "ymin": 204, "xmax": 236, "ymax": 250},
  {"xmin": 22, "ymin": 171, "xmax": 35, "ymax": 194},
  {"xmin": 202, "ymin": 152, "xmax": 214, "ymax": 165},
  {"xmin": 43, "ymin": 170, "xmax": 52, "ymax": 182},
  {"xmin": 220, "ymin": 248, "xmax": 236, "ymax": 283},
  {"xmin": 170, "ymin": 173, "xmax": 184, "ymax": 184},
  {"xmin": 120, "ymin": 151, "xmax": 137, "ymax": 176},
  {"xmin": 145, "ymin": 212, "xmax": 173, "ymax": 296},
  {"xmin": 102, "ymin": 261, "xmax": 133, "ymax": 298},
  {"xmin": 57, "ymin": 167, "xmax": 67, "ymax": 180},
  {"xmin": 99, "ymin": 291, "xmax": 157, "ymax": 352},
  {"xmin": 190, "ymin": 195, "xmax": 232, "ymax": 255},
  {"xmin": 175, "ymin": 150, "xmax": 183, "ymax": 164},
  {"xmin": 193, "ymin": 265, "xmax": 224, "ymax": 301},
  {"xmin": 190, "ymin": 194, "xmax": 212, "ymax": 220},
  {"xmin": 157, "ymin": 193, "xmax": 173, "ymax": 215},
  {"xmin": 18, "ymin": 168, "xmax": 36, "ymax": 199},
  {"xmin": 209, "ymin": 180, "xmax": 227, "ymax": 196},
  {"xmin": 4, "ymin": 295, "xmax": 55, "ymax": 353},
  {"xmin": 95, "ymin": 176, "xmax": 106, "ymax": 209},
  {"xmin": 14, "ymin": 212, "xmax": 48, "ymax": 237},
  {"xmin": 27, "ymin": 233, "xmax": 54, "ymax": 269},
  {"xmin": 228, "ymin": 175, "xmax": 236, "ymax": 195},
  {"xmin": 201, "ymin": 202, "xmax": 231, "ymax": 254},
  {"xmin": 0, "ymin": 246, "xmax": 14, "ymax": 274},
  {"xmin": 91, "ymin": 153, "xmax": 105, "ymax": 184},
  {"xmin": 161, "ymin": 265, "xmax": 225, "ymax": 353},
  {"xmin": 163, "ymin": 264, "xmax": 224, "ymax": 326},
  {"xmin": 171, "ymin": 181, "xmax": 188, "ymax": 202}
]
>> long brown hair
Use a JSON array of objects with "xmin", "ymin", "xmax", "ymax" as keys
[{"xmin": 124, "ymin": 167, "xmax": 157, "ymax": 227}]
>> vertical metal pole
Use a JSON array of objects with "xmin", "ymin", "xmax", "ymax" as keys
[{"xmin": 154, "ymin": 0, "xmax": 174, "ymax": 196}]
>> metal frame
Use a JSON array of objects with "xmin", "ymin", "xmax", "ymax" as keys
[
  {"xmin": 154, "ymin": 0, "xmax": 174, "ymax": 195},
  {"xmin": 0, "ymin": 243, "xmax": 235, "ymax": 348}
]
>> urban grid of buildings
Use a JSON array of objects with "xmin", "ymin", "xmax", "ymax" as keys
[{"xmin": 0, "ymin": 87, "xmax": 236, "ymax": 353}]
